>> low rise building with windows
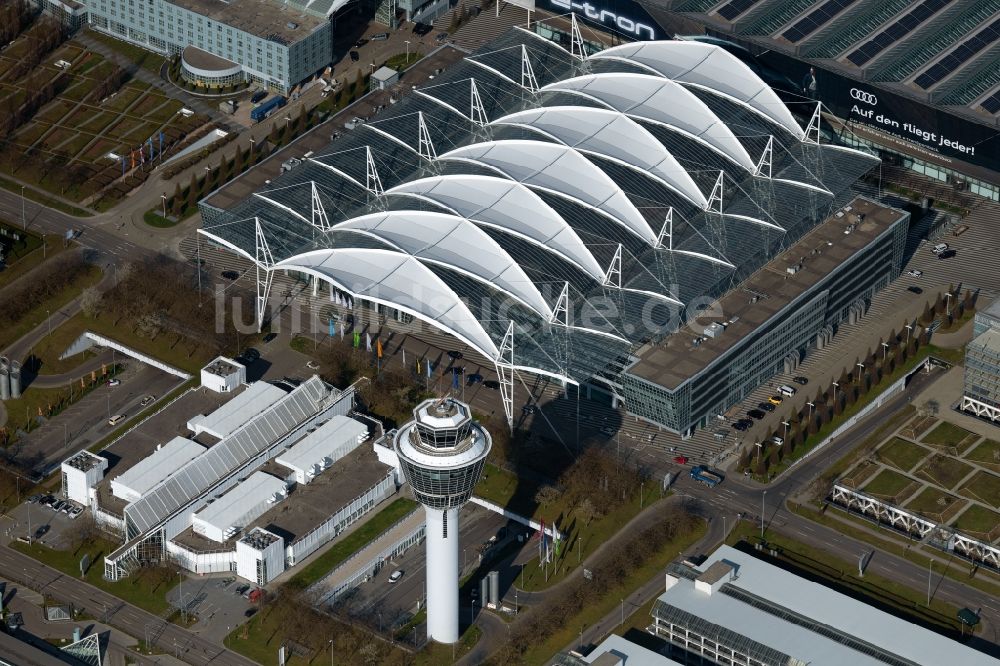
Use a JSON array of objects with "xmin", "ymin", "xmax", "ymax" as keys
[{"xmin": 82, "ymin": 0, "xmax": 334, "ymax": 93}]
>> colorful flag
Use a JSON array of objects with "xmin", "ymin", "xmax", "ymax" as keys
[
  {"xmin": 452, "ymin": 368, "xmax": 460, "ymax": 389},
  {"xmin": 416, "ymin": 359, "xmax": 421, "ymax": 374},
  {"xmin": 121, "ymin": 156, "xmax": 126, "ymax": 176},
  {"xmin": 365, "ymin": 333, "xmax": 372, "ymax": 353},
  {"xmin": 91, "ymin": 370, "xmax": 96, "ymax": 382},
  {"xmin": 148, "ymin": 137, "xmax": 153, "ymax": 161},
  {"xmin": 159, "ymin": 131, "xmax": 164, "ymax": 160},
  {"xmin": 80, "ymin": 378, "xmax": 84, "ymax": 389},
  {"xmin": 140, "ymin": 147, "xmax": 145, "ymax": 166},
  {"xmin": 402, "ymin": 348, "xmax": 406, "ymax": 367},
  {"xmin": 353, "ymin": 330, "xmax": 360, "ymax": 348},
  {"xmin": 376, "ymin": 338, "xmax": 383, "ymax": 359},
  {"xmin": 130, "ymin": 151, "xmax": 135, "ymax": 169},
  {"xmin": 426, "ymin": 359, "xmax": 432, "ymax": 378},
  {"xmin": 101, "ymin": 363, "xmax": 106, "ymax": 375},
  {"xmin": 340, "ymin": 321, "xmax": 345, "ymax": 340},
  {"xmin": 328, "ymin": 318, "xmax": 334, "ymax": 337}
]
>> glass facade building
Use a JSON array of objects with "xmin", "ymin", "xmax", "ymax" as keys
[
  {"xmin": 82, "ymin": 0, "xmax": 332, "ymax": 93},
  {"xmin": 962, "ymin": 329, "xmax": 1000, "ymax": 424}
]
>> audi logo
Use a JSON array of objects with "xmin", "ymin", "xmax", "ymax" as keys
[{"xmin": 850, "ymin": 88, "xmax": 878, "ymax": 105}]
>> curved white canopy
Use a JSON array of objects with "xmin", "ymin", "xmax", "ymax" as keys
[
  {"xmin": 335, "ymin": 210, "xmax": 553, "ymax": 318},
  {"xmin": 542, "ymin": 73, "xmax": 757, "ymax": 173},
  {"xmin": 592, "ymin": 41, "xmax": 805, "ymax": 141},
  {"xmin": 275, "ymin": 248, "xmax": 500, "ymax": 359},
  {"xmin": 387, "ymin": 175, "xmax": 606, "ymax": 281},
  {"xmin": 493, "ymin": 106, "xmax": 709, "ymax": 209},
  {"xmin": 441, "ymin": 140, "xmax": 658, "ymax": 245}
]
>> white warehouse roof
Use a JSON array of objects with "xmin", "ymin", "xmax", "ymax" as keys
[
  {"xmin": 111, "ymin": 437, "xmax": 205, "ymax": 501},
  {"xmin": 193, "ymin": 471, "xmax": 285, "ymax": 536},
  {"xmin": 658, "ymin": 545, "xmax": 995, "ymax": 666},
  {"xmin": 187, "ymin": 382, "xmax": 286, "ymax": 439},
  {"xmin": 275, "ymin": 415, "xmax": 368, "ymax": 475}
]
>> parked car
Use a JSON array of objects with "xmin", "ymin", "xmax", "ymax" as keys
[
  {"xmin": 108, "ymin": 414, "xmax": 126, "ymax": 426},
  {"xmin": 413, "ymin": 23, "xmax": 433, "ymax": 35},
  {"xmin": 732, "ymin": 421, "xmax": 748, "ymax": 431},
  {"xmin": 27, "ymin": 495, "xmax": 41, "ymax": 504},
  {"xmin": 768, "ymin": 395, "xmax": 783, "ymax": 405},
  {"xmin": 792, "ymin": 376, "xmax": 809, "ymax": 385},
  {"xmin": 243, "ymin": 348, "xmax": 261, "ymax": 362},
  {"xmin": 388, "ymin": 570, "xmax": 404, "ymax": 583},
  {"xmin": 354, "ymin": 38, "xmax": 368, "ymax": 47},
  {"xmin": 349, "ymin": 50, "xmax": 360, "ymax": 62},
  {"xmin": 262, "ymin": 332, "xmax": 278, "ymax": 343},
  {"xmin": 69, "ymin": 506, "xmax": 83, "ymax": 519},
  {"xmin": 447, "ymin": 350, "xmax": 463, "ymax": 360},
  {"xmin": 306, "ymin": 360, "xmax": 320, "ymax": 370},
  {"xmin": 521, "ymin": 404, "xmax": 537, "ymax": 415},
  {"xmin": 758, "ymin": 401, "xmax": 776, "ymax": 412},
  {"xmin": 769, "ymin": 435, "xmax": 784, "ymax": 446},
  {"xmin": 52, "ymin": 500, "xmax": 66, "ymax": 512},
  {"xmin": 140, "ymin": 395, "xmax": 155, "ymax": 407},
  {"xmin": 938, "ymin": 249, "xmax": 957, "ymax": 259},
  {"xmin": 483, "ymin": 380, "xmax": 500, "ymax": 390},
  {"xmin": 907, "ymin": 269, "xmax": 923, "ymax": 277},
  {"xmin": 34, "ymin": 525, "xmax": 49, "ymax": 538},
  {"xmin": 747, "ymin": 409, "xmax": 766, "ymax": 420},
  {"xmin": 673, "ymin": 455, "xmax": 688, "ymax": 465},
  {"xmin": 221, "ymin": 270, "xmax": 239, "ymax": 280},
  {"xmin": 371, "ymin": 32, "xmax": 389, "ymax": 40},
  {"xmin": 931, "ymin": 242, "xmax": 949, "ymax": 255},
  {"xmin": 436, "ymin": 32, "xmax": 449, "ymax": 41},
  {"xmin": 907, "ymin": 285, "xmax": 924, "ymax": 294},
  {"xmin": 466, "ymin": 373, "xmax": 483, "ymax": 385},
  {"xmin": 107, "ymin": 378, "xmax": 121, "ymax": 387}
]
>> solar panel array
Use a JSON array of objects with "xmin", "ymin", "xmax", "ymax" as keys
[
  {"xmin": 717, "ymin": 0, "xmax": 763, "ymax": 21},
  {"xmin": 845, "ymin": 0, "xmax": 953, "ymax": 67},
  {"xmin": 981, "ymin": 89, "xmax": 1000, "ymax": 113},
  {"xmin": 123, "ymin": 377, "xmax": 329, "ymax": 535},
  {"xmin": 913, "ymin": 17, "xmax": 1000, "ymax": 89},
  {"xmin": 781, "ymin": 0, "xmax": 860, "ymax": 43}
]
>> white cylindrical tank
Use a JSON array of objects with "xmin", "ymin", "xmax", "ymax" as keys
[{"xmin": 424, "ymin": 506, "xmax": 460, "ymax": 644}]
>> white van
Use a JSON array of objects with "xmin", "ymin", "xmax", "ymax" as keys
[
  {"xmin": 108, "ymin": 414, "xmax": 126, "ymax": 426},
  {"xmin": 777, "ymin": 384, "xmax": 797, "ymax": 397},
  {"xmin": 931, "ymin": 242, "xmax": 949, "ymax": 255},
  {"xmin": 769, "ymin": 435, "xmax": 784, "ymax": 446}
]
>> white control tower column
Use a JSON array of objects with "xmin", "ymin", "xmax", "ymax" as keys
[{"xmin": 393, "ymin": 398, "xmax": 491, "ymax": 644}]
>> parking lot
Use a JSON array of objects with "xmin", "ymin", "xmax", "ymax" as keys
[
  {"xmin": 5, "ymin": 493, "xmax": 87, "ymax": 549},
  {"xmin": 167, "ymin": 575, "xmax": 253, "ymax": 644}
]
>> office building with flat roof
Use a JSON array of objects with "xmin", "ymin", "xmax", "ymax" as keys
[
  {"xmin": 83, "ymin": 0, "xmax": 332, "ymax": 93},
  {"xmin": 653, "ymin": 544, "xmax": 994, "ymax": 666},
  {"xmin": 962, "ymin": 327, "xmax": 1000, "ymax": 425}
]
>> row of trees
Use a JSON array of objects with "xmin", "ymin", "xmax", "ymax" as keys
[
  {"xmin": 87, "ymin": 64, "xmax": 127, "ymax": 103},
  {"xmin": 0, "ymin": 252, "xmax": 90, "ymax": 332},
  {"xmin": 533, "ymin": 446, "xmax": 649, "ymax": 525},
  {"xmin": 489, "ymin": 506, "xmax": 699, "ymax": 664},
  {"xmin": 0, "ymin": 0, "xmax": 33, "ymax": 47},
  {"xmin": 1, "ymin": 16, "xmax": 66, "ymax": 85},
  {"xmin": 0, "ymin": 69, "xmax": 71, "ymax": 139},
  {"xmin": 736, "ymin": 290, "xmax": 972, "ymax": 476}
]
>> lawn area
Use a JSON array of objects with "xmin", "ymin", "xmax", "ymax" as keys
[
  {"xmin": 85, "ymin": 29, "xmax": 167, "ymax": 75},
  {"xmin": 726, "ymin": 521, "xmax": 969, "ymax": 637},
  {"xmin": 952, "ymin": 504, "xmax": 1000, "ymax": 539},
  {"xmin": 10, "ymin": 538, "xmax": 171, "ymax": 615},
  {"xmin": 965, "ymin": 439, "xmax": 1000, "ymax": 472},
  {"xmin": 0, "ymin": 235, "xmax": 68, "ymax": 291},
  {"xmin": 0, "ymin": 175, "xmax": 92, "ymax": 217},
  {"xmin": 820, "ymin": 407, "xmax": 916, "ymax": 490},
  {"xmin": 0, "ymin": 264, "xmax": 102, "ymax": 352},
  {"xmin": 876, "ymin": 437, "xmax": 929, "ymax": 473},
  {"xmin": 921, "ymin": 422, "xmax": 979, "ymax": 453},
  {"xmin": 914, "ymin": 454, "xmax": 974, "ymax": 490},
  {"xmin": 286, "ymin": 496, "xmax": 417, "ymax": 590},
  {"xmin": 474, "ymin": 462, "xmax": 662, "ymax": 591},
  {"xmin": 862, "ymin": 469, "xmax": 915, "ymax": 501},
  {"xmin": 20, "ymin": 310, "xmax": 99, "ymax": 375},
  {"xmin": 519, "ymin": 518, "xmax": 706, "ymax": 665},
  {"xmin": 904, "ymin": 486, "xmax": 965, "ymax": 518},
  {"xmin": 958, "ymin": 471, "xmax": 1000, "ymax": 508},
  {"xmin": 84, "ymin": 311, "xmax": 214, "ymax": 374}
]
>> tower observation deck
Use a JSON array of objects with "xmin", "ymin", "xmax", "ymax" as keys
[{"xmin": 393, "ymin": 398, "xmax": 491, "ymax": 643}]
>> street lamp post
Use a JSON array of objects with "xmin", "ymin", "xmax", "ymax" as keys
[
  {"xmin": 945, "ymin": 292, "xmax": 952, "ymax": 315},
  {"xmin": 754, "ymin": 440, "xmax": 763, "ymax": 461},
  {"xmin": 781, "ymin": 420, "xmax": 790, "ymax": 441},
  {"xmin": 832, "ymin": 381, "xmax": 839, "ymax": 405},
  {"xmin": 46, "ymin": 309, "xmax": 51, "ymax": 338},
  {"xmin": 806, "ymin": 401, "xmax": 815, "ymax": 421},
  {"xmin": 161, "ymin": 193, "xmax": 167, "ymax": 218},
  {"xmin": 405, "ymin": 40, "xmax": 411, "ymax": 62},
  {"xmin": 249, "ymin": 136, "xmax": 255, "ymax": 161},
  {"xmin": 620, "ymin": 598, "xmax": 624, "ymax": 628},
  {"xmin": 905, "ymin": 324, "xmax": 913, "ymax": 345},
  {"xmin": 881, "ymin": 342, "xmax": 889, "ymax": 361},
  {"xmin": 761, "ymin": 490, "xmax": 767, "ymax": 539},
  {"xmin": 21, "ymin": 185, "xmax": 25, "ymax": 230}
]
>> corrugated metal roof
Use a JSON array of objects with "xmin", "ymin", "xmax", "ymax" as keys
[
  {"xmin": 111, "ymin": 437, "xmax": 205, "ymax": 498},
  {"xmin": 187, "ymin": 382, "xmax": 287, "ymax": 439},
  {"xmin": 274, "ymin": 414, "xmax": 367, "ymax": 474},
  {"xmin": 193, "ymin": 471, "xmax": 285, "ymax": 532}
]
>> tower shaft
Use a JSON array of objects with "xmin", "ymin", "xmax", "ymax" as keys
[{"xmin": 425, "ymin": 506, "xmax": 460, "ymax": 643}]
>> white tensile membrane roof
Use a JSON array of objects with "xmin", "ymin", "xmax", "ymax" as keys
[
  {"xmin": 386, "ymin": 175, "xmax": 606, "ymax": 281},
  {"xmin": 440, "ymin": 139, "xmax": 658, "ymax": 245},
  {"xmin": 592, "ymin": 41, "xmax": 806, "ymax": 141},
  {"xmin": 540, "ymin": 73, "xmax": 758, "ymax": 173},
  {"xmin": 492, "ymin": 106, "xmax": 709, "ymax": 209},
  {"xmin": 273, "ymin": 248, "xmax": 501, "ymax": 359},
  {"xmin": 334, "ymin": 210, "xmax": 553, "ymax": 319}
]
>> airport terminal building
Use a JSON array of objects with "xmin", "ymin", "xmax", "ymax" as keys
[{"xmin": 198, "ymin": 23, "xmax": 906, "ymax": 435}]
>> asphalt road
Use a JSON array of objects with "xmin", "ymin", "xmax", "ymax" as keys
[{"xmin": 0, "ymin": 543, "xmax": 256, "ymax": 666}]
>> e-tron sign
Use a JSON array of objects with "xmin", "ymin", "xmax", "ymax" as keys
[{"xmin": 546, "ymin": 0, "xmax": 661, "ymax": 40}]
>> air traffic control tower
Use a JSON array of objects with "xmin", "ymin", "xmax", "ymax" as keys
[{"xmin": 393, "ymin": 397, "xmax": 491, "ymax": 643}]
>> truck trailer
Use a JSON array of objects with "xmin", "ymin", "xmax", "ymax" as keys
[
  {"xmin": 690, "ymin": 465, "xmax": 722, "ymax": 488},
  {"xmin": 251, "ymin": 95, "xmax": 286, "ymax": 122}
]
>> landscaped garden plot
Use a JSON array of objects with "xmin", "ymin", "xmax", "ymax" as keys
[
  {"xmin": 921, "ymin": 422, "xmax": 980, "ymax": 454},
  {"xmin": 958, "ymin": 471, "xmax": 1000, "ymax": 509},
  {"xmin": 877, "ymin": 437, "xmax": 929, "ymax": 472},
  {"xmin": 914, "ymin": 454, "xmax": 974, "ymax": 490},
  {"xmin": 862, "ymin": 469, "xmax": 917, "ymax": 502},
  {"xmin": 904, "ymin": 487, "xmax": 966, "ymax": 523},
  {"xmin": 132, "ymin": 92, "xmax": 171, "ymax": 117},
  {"xmin": 34, "ymin": 98, "xmax": 76, "ymax": 124},
  {"xmin": 142, "ymin": 98, "xmax": 182, "ymax": 123},
  {"xmin": 952, "ymin": 504, "xmax": 1000, "ymax": 541},
  {"xmin": 121, "ymin": 120, "xmax": 161, "ymax": 145},
  {"xmin": 12, "ymin": 122, "xmax": 50, "ymax": 145},
  {"xmin": 839, "ymin": 459, "xmax": 881, "ymax": 488},
  {"xmin": 900, "ymin": 414, "xmax": 938, "ymax": 439},
  {"xmin": 966, "ymin": 440, "xmax": 1000, "ymax": 473},
  {"xmin": 82, "ymin": 138, "xmax": 120, "ymax": 162}
]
